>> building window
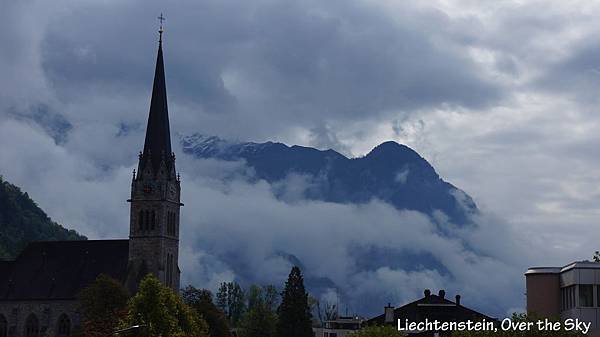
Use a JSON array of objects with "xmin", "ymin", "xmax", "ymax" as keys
[
  {"xmin": 0, "ymin": 314, "xmax": 7, "ymax": 337},
  {"xmin": 138, "ymin": 210, "xmax": 144, "ymax": 230},
  {"xmin": 145, "ymin": 210, "xmax": 150, "ymax": 230},
  {"xmin": 561, "ymin": 286, "xmax": 576, "ymax": 311},
  {"xmin": 166, "ymin": 253, "xmax": 176, "ymax": 287},
  {"xmin": 151, "ymin": 210, "xmax": 156, "ymax": 230},
  {"xmin": 166, "ymin": 211, "xmax": 177, "ymax": 236},
  {"xmin": 579, "ymin": 285, "xmax": 594, "ymax": 307},
  {"xmin": 166, "ymin": 253, "xmax": 173, "ymax": 287},
  {"xmin": 25, "ymin": 314, "xmax": 39, "ymax": 337},
  {"xmin": 167, "ymin": 212, "xmax": 171, "ymax": 235},
  {"xmin": 167, "ymin": 212, "xmax": 175, "ymax": 235},
  {"xmin": 56, "ymin": 314, "xmax": 70, "ymax": 337}
]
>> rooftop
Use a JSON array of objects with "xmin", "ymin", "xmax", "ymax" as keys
[
  {"xmin": 526, "ymin": 261, "xmax": 600, "ymax": 275},
  {"xmin": 0, "ymin": 240, "xmax": 129, "ymax": 300}
]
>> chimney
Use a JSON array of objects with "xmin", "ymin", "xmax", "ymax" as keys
[
  {"xmin": 455, "ymin": 294, "xmax": 461, "ymax": 305},
  {"xmin": 384, "ymin": 303, "xmax": 394, "ymax": 324},
  {"xmin": 424, "ymin": 289, "xmax": 431, "ymax": 298},
  {"xmin": 438, "ymin": 290, "xmax": 445, "ymax": 299}
]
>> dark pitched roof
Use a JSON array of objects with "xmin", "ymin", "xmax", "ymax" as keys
[
  {"xmin": 368, "ymin": 292, "xmax": 494, "ymax": 327},
  {"xmin": 0, "ymin": 240, "xmax": 129, "ymax": 300},
  {"xmin": 140, "ymin": 37, "xmax": 173, "ymax": 174}
]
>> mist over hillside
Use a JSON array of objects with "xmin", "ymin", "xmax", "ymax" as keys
[{"xmin": 177, "ymin": 135, "xmax": 520, "ymax": 316}]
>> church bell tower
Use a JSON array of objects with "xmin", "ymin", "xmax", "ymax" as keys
[{"xmin": 127, "ymin": 16, "xmax": 181, "ymax": 292}]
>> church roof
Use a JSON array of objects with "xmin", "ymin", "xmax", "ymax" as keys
[
  {"xmin": 140, "ymin": 35, "xmax": 173, "ymax": 174},
  {"xmin": 0, "ymin": 240, "xmax": 129, "ymax": 300}
]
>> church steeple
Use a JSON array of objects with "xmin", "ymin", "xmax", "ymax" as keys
[
  {"xmin": 128, "ymin": 15, "xmax": 181, "ymax": 293},
  {"xmin": 140, "ymin": 14, "xmax": 173, "ymax": 176}
]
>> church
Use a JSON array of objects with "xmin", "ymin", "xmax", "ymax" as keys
[{"xmin": 0, "ymin": 22, "xmax": 182, "ymax": 337}]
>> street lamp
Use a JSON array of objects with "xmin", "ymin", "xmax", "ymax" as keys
[{"xmin": 112, "ymin": 324, "xmax": 147, "ymax": 335}]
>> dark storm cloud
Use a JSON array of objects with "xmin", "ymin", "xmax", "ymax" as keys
[
  {"xmin": 536, "ymin": 38, "xmax": 600, "ymax": 102},
  {"xmin": 39, "ymin": 0, "xmax": 503, "ymax": 143}
]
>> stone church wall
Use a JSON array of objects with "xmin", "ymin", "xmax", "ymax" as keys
[{"xmin": 0, "ymin": 300, "xmax": 80, "ymax": 337}]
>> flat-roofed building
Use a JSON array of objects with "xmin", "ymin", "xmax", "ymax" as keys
[
  {"xmin": 313, "ymin": 316, "xmax": 364, "ymax": 337},
  {"xmin": 526, "ymin": 261, "xmax": 600, "ymax": 334}
]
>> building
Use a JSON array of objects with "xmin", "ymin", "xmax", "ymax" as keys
[
  {"xmin": 313, "ymin": 316, "xmax": 364, "ymax": 337},
  {"xmin": 0, "ymin": 23, "xmax": 181, "ymax": 337},
  {"xmin": 526, "ymin": 261, "xmax": 600, "ymax": 335},
  {"xmin": 367, "ymin": 290, "xmax": 494, "ymax": 336}
]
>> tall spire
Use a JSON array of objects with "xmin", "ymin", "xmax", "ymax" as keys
[
  {"xmin": 140, "ymin": 14, "xmax": 173, "ymax": 174},
  {"xmin": 128, "ymin": 15, "xmax": 182, "ymax": 294}
]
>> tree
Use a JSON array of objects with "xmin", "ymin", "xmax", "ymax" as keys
[
  {"xmin": 124, "ymin": 274, "xmax": 209, "ymax": 337},
  {"xmin": 276, "ymin": 266, "xmax": 313, "ymax": 337},
  {"xmin": 239, "ymin": 285, "xmax": 278, "ymax": 337},
  {"xmin": 216, "ymin": 281, "xmax": 246, "ymax": 327},
  {"xmin": 0, "ymin": 176, "xmax": 86, "ymax": 260},
  {"xmin": 324, "ymin": 303, "xmax": 339, "ymax": 321},
  {"xmin": 593, "ymin": 251, "xmax": 600, "ymax": 262},
  {"xmin": 182, "ymin": 286, "xmax": 232, "ymax": 337},
  {"xmin": 348, "ymin": 326, "xmax": 405, "ymax": 337},
  {"xmin": 78, "ymin": 274, "xmax": 129, "ymax": 337}
]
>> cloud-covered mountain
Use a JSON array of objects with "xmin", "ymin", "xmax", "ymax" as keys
[
  {"xmin": 182, "ymin": 134, "xmax": 477, "ymax": 225},
  {"xmin": 177, "ymin": 135, "xmax": 521, "ymax": 317}
]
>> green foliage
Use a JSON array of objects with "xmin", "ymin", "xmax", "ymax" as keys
[
  {"xmin": 0, "ymin": 176, "xmax": 85, "ymax": 260},
  {"xmin": 125, "ymin": 274, "xmax": 209, "ymax": 337},
  {"xmin": 78, "ymin": 274, "xmax": 129, "ymax": 337},
  {"xmin": 182, "ymin": 286, "xmax": 232, "ymax": 337},
  {"xmin": 276, "ymin": 266, "xmax": 313, "ymax": 337},
  {"xmin": 216, "ymin": 281, "xmax": 246, "ymax": 327},
  {"xmin": 349, "ymin": 326, "xmax": 405, "ymax": 337},
  {"xmin": 453, "ymin": 313, "xmax": 584, "ymax": 337},
  {"xmin": 239, "ymin": 285, "xmax": 279, "ymax": 337}
]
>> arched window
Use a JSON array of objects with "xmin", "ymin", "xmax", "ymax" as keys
[
  {"xmin": 138, "ymin": 210, "xmax": 144, "ymax": 230},
  {"xmin": 171, "ymin": 212, "xmax": 175, "ymax": 234},
  {"xmin": 0, "ymin": 314, "xmax": 7, "ymax": 337},
  {"xmin": 25, "ymin": 314, "xmax": 39, "ymax": 337},
  {"xmin": 151, "ymin": 210, "xmax": 156, "ymax": 230},
  {"xmin": 56, "ymin": 314, "xmax": 70, "ymax": 337},
  {"xmin": 145, "ymin": 210, "xmax": 150, "ymax": 230},
  {"xmin": 166, "ymin": 212, "xmax": 171, "ymax": 235},
  {"xmin": 174, "ymin": 213, "xmax": 178, "ymax": 235},
  {"xmin": 166, "ymin": 253, "xmax": 173, "ymax": 287}
]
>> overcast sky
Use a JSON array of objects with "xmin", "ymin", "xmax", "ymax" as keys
[{"xmin": 2, "ymin": 0, "xmax": 600, "ymax": 317}]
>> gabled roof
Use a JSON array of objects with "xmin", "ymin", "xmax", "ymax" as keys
[
  {"xmin": 0, "ymin": 240, "xmax": 129, "ymax": 300},
  {"xmin": 368, "ymin": 292, "xmax": 494, "ymax": 326}
]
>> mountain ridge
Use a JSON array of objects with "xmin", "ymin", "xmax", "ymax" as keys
[{"xmin": 181, "ymin": 134, "xmax": 477, "ymax": 225}]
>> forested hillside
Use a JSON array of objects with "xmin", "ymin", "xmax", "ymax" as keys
[{"xmin": 0, "ymin": 176, "xmax": 85, "ymax": 259}]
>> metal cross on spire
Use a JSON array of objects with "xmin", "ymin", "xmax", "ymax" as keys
[{"xmin": 158, "ymin": 13, "xmax": 165, "ymax": 42}]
